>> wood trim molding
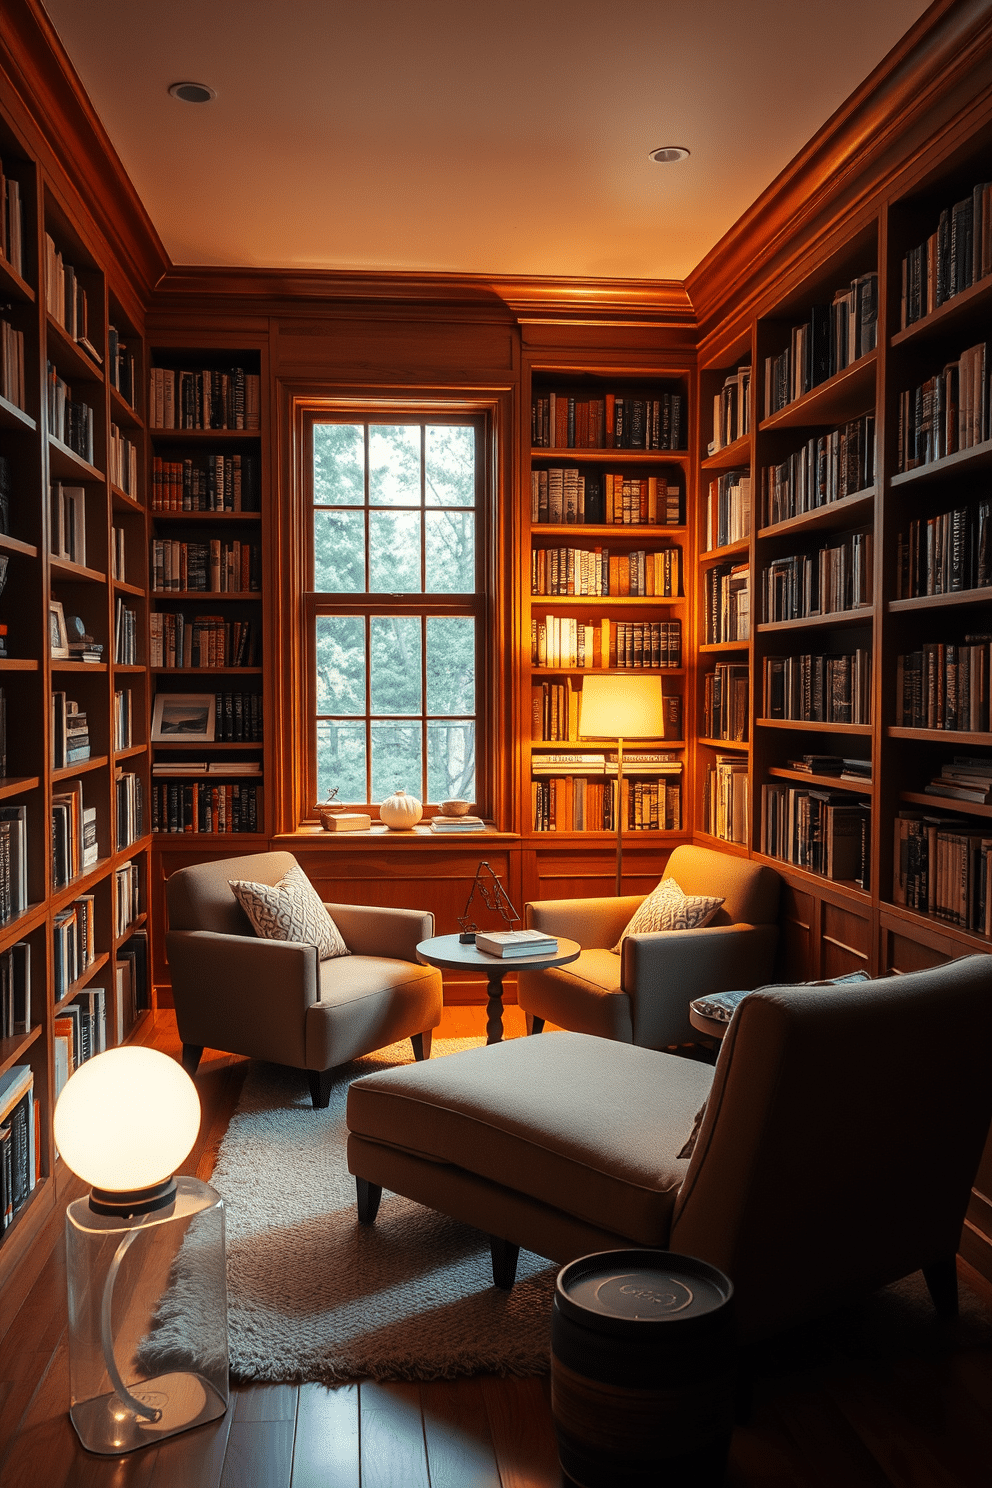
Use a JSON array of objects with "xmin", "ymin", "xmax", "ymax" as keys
[
  {"xmin": 0, "ymin": 0, "xmax": 168, "ymax": 300},
  {"xmin": 687, "ymin": 0, "xmax": 992, "ymax": 341}
]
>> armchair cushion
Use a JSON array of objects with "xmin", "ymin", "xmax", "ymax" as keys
[
  {"xmin": 230, "ymin": 862, "xmax": 350, "ymax": 960},
  {"xmin": 611, "ymin": 876, "xmax": 724, "ymax": 951}
]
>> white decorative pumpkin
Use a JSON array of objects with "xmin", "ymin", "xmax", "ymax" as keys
[{"xmin": 379, "ymin": 788, "xmax": 423, "ymax": 829}]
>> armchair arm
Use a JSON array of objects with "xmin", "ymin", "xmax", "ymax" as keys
[
  {"xmin": 525, "ymin": 895, "xmax": 643, "ymax": 950},
  {"xmin": 165, "ymin": 929, "xmax": 318, "ymax": 1067},
  {"xmin": 623, "ymin": 922, "xmax": 779, "ymax": 1048},
  {"xmin": 323, "ymin": 904, "xmax": 434, "ymax": 962}
]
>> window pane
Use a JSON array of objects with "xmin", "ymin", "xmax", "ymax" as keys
[
  {"xmin": 316, "ymin": 720, "xmax": 366, "ymax": 804},
  {"xmin": 371, "ymin": 616, "xmax": 421, "ymax": 715},
  {"xmin": 369, "ymin": 425, "xmax": 421, "ymax": 507},
  {"xmin": 315, "ymin": 615, "xmax": 365, "ymax": 714},
  {"xmin": 425, "ymin": 426, "xmax": 475, "ymax": 508},
  {"xmin": 314, "ymin": 424, "xmax": 364, "ymax": 505},
  {"xmin": 371, "ymin": 721, "xmax": 422, "ymax": 803},
  {"xmin": 428, "ymin": 721, "xmax": 476, "ymax": 805},
  {"xmin": 369, "ymin": 509, "xmax": 421, "ymax": 592},
  {"xmin": 314, "ymin": 510, "xmax": 365, "ymax": 592},
  {"xmin": 426, "ymin": 510, "xmax": 475, "ymax": 593},
  {"xmin": 426, "ymin": 617, "xmax": 474, "ymax": 714}
]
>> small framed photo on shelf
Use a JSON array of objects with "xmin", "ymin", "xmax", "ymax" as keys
[
  {"xmin": 49, "ymin": 600, "xmax": 69, "ymax": 659},
  {"xmin": 151, "ymin": 692, "xmax": 216, "ymax": 742}
]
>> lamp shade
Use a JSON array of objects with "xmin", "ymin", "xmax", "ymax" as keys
[
  {"xmin": 579, "ymin": 674, "xmax": 665, "ymax": 740},
  {"xmin": 54, "ymin": 1047, "xmax": 201, "ymax": 1194}
]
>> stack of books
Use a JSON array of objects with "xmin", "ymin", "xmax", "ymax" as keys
[
  {"xmin": 474, "ymin": 928, "xmax": 559, "ymax": 958},
  {"xmin": 429, "ymin": 815, "xmax": 486, "ymax": 832}
]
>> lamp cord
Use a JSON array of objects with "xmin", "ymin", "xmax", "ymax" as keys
[{"xmin": 100, "ymin": 1221, "xmax": 163, "ymax": 1423}]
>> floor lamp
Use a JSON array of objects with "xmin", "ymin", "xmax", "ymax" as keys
[{"xmin": 579, "ymin": 673, "xmax": 666, "ymax": 896}]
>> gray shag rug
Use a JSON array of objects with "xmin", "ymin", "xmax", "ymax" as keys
[{"xmin": 163, "ymin": 1039, "xmax": 556, "ymax": 1385}]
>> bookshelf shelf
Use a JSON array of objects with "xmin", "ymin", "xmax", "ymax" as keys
[
  {"xmin": 47, "ymin": 438, "xmax": 103, "ymax": 482},
  {"xmin": 756, "ymin": 718, "xmax": 873, "ymax": 735},
  {"xmin": 0, "ymin": 533, "xmax": 38, "ymax": 559},
  {"xmin": 46, "ymin": 314, "xmax": 104, "ymax": 381},
  {"xmin": 699, "ymin": 641, "xmax": 749, "ymax": 655},
  {"xmin": 769, "ymin": 766, "xmax": 874, "ymax": 794},
  {"xmin": 0, "ymin": 1026, "xmax": 43, "ymax": 1081},
  {"xmin": 887, "ymin": 726, "xmax": 992, "ymax": 745},
  {"xmin": 899, "ymin": 791, "xmax": 992, "ymax": 818},
  {"xmin": 50, "ymin": 660, "xmax": 108, "ymax": 673},
  {"xmin": 150, "ymin": 590, "xmax": 259, "ymax": 601},
  {"xmin": 698, "ymin": 737, "xmax": 749, "ymax": 752},
  {"xmin": 109, "ymin": 385, "xmax": 141, "ymax": 427},
  {"xmin": 0, "ymin": 393, "xmax": 36, "ymax": 432},
  {"xmin": 0, "ymin": 659, "xmax": 39, "ymax": 671},
  {"xmin": 54, "ymin": 952, "xmax": 111, "ymax": 1013},
  {"xmin": 0, "ymin": 775, "xmax": 40, "ymax": 799},
  {"xmin": 49, "ymin": 556, "xmax": 105, "ymax": 585},
  {"xmin": 702, "ymin": 434, "xmax": 752, "ymax": 471},
  {"xmin": 530, "ymin": 448, "xmax": 689, "ymax": 466},
  {"xmin": 0, "ymin": 254, "xmax": 34, "ymax": 304},
  {"xmin": 887, "ymin": 588, "xmax": 992, "ymax": 613},
  {"xmin": 889, "ymin": 439, "xmax": 992, "ymax": 488},
  {"xmin": 52, "ymin": 755, "xmax": 109, "ymax": 781},
  {"xmin": 889, "ymin": 272, "xmax": 992, "ymax": 348},
  {"xmin": 149, "ymin": 665, "xmax": 262, "ymax": 675},
  {"xmin": 152, "ymin": 511, "xmax": 262, "ymax": 523},
  {"xmin": 700, "ymin": 538, "xmax": 749, "ymax": 563},
  {"xmin": 758, "ymin": 351, "xmax": 877, "ymax": 432},
  {"xmin": 111, "ymin": 487, "xmax": 143, "ymax": 514},
  {"xmin": 757, "ymin": 488, "xmax": 875, "ymax": 540},
  {"xmin": 756, "ymin": 608, "xmax": 872, "ymax": 634}
]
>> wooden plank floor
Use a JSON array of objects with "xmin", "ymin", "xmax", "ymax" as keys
[{"xmin": 2, "ymin": 1005, "xmax": 992, "ymax": 1486}]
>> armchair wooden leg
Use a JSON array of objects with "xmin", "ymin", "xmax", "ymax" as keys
[
  {"xmin": 526, "ymin": 1014, "xmax": 545, "ymax": 1036},
  {"xmin": 181, "ymin": 1043, "xmax": 203, "ymax": 1076},
  {"xmin": 411, "ymin": 1030, "xmax": 433, "ymax": 1061},
  {"xmin": 923, "ymin": 1255, "xmax": 959, "ymax": 1317},
  {"xmin": 356, "ymin": 1177, "xmax": 382, "ymax": 1224},
  {"xmin": 307, "ymin": 1069, "xmax": 333, "ymax": 1109},
  {"xmin": 490, "ymin": 1235, "xmax": 520, "ymax": 1289}
]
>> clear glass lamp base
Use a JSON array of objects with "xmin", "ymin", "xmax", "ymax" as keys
[{"xmin": 65, "ymin": 1175, "xmax": 229, "ymax": 1455}]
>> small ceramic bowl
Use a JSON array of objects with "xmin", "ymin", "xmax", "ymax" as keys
[{"xmin": 440, "ymin": 799, "xmax": 473, "ymax": 817}]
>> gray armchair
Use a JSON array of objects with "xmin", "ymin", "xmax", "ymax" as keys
[
  {"xmin": 165, "ymin": 850, "xmax": 443, "ymax": 1107},
  {"xmin": 517, "ymin": 843, "xmax": 781, "ymax": 1048}
]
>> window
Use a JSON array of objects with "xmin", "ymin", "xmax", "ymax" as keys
[{"xmin": 304, "ymin": 411, "xmax": 490, "ymax": 815}]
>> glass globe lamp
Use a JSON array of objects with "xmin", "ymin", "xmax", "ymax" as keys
[{"xmin": 56, "ymin": 1047, "xmax": 229, "ymax": 1455}]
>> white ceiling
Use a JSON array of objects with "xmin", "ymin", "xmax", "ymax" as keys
[{"xmin": 42, "ymin": 0, "xmax": 933, "ymax": 282}]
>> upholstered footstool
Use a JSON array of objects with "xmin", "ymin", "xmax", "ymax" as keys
[{"xmin": 346, "ymin": 1031, "xmax": 714, "ymax": 1286}]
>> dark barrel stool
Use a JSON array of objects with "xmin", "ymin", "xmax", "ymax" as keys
[{"xmin": 551, "ymin": 1250, "xmax": 736, "ymax": 1488}]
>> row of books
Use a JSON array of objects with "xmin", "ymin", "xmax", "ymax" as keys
[
  {"xmin": 896, "ymin": 341, "xmax": 990, "ymax": 470},
  {"xmin": 896, "ymin": 639, "xmax": 991, "ymax": 732},
  {"xmin": 114, "ymin": 861, "xmax": 141, "ymax": 938},
  {"xmin": 704, "ymin": 755, "xmax": 749, "ymax": 844},
  {"xmin": 704, "ymin": 472, "xmax": 751, "ymax": 552},
  {"xmin": 531, "ymin": 750, "xmax": 682, "ymax": 775},
  {"xmin": 49, "ymin": 481, "xmax": 86, "ymax": 566},
  {"xmin": 531, "ymin": 546, "xmax": 682, "ymax": 598},
  {"xmin": 53, "ymin": 892, "xmax": 95, "ymax": 1002},
  {"xmin": 111, "ymin": 524, "xmax": 127, "ymax": 582},
  {"xmin": 115, "ymin": 597, "xmax": 138, "ymax": 664},
  {"xmin": 152, "ymin": 761, "xmax": 261, "ymax": 777},
  {"xmin": 53, "ymin": 987, "xmax": 108, "ymax": 1101},
  {"xmin": 530, "ymin": 469, "xmax": 681, "ymax": 527},
  {"xmin": 0, "ymin": 804, "xmax": 27, "ymax": 925},
  {"xmin": 893, "ymin": 809, "xmax": 991, "ymax": 935},
  {"xmin": 151, "ymin": 453, "xmax": 262, "ymax": 512},
  {"xmin": 0, "ymin": 943, "xmax": 29, "ymax": 1040},
  {"xmin": 150, "ymin": 782, "xmax": 261, "ymax": 833},
  {"xmin": 708, "ymin": 365, "xmax": 751, "ymax": 455},
  {"xmin": 47, "ymin": 364, "xmax": 95, "ymax": 463},
  {"xmin": 760, "ymin": 414, "xmax": 875, "ymax": 528},
  {"xmin": 895, "ymin": 502, "xmax": 991, "ymax": 597},
  {"xmin": 703, "ymin": 664, "xmax": 748, "ymax": 741},
  {"xmin": 148, "ymin": 366, "xmax": 261, "ymax": 430},
  {"xmin": 114, "ymin": 687, "xmax": 132, "ymax": 750},
  {"xmin": 52, "ymin": 779, "xmax": 97, "ymax": 888},
  {"xmin": 531, "ymin": 616, "xmax": 682, "ymax": 669},
  {"xmin": 761, "ymin": 782, "xmax": 870, "ymax": 886},
  {"xmin": 43, "ymin": 233, "xmax": 101, "ymax": 363},
  {"xmin": 764, "ymin": 273, "xmax": 878, "ymax": 415},
  {"xmin": 0, "ymin": 159, "xmax": 25, "ymax": 277},
  {"xmin": 109, "ymin": 422, "xmax": 138, "ymax": 497},
  {"xmin": 531, "ymin": 678, "xmax": 681, "ymax": 743},
  {"xmin": 0, "ymin": 454, "xmax": 10, "ymax": 537},
  {"xmin": 783, "ymin": 755, "xmax": 872, "ymax": 785},
  {"xmin": 150, "ymin": 539, "xmax": 262, "ymax": 593},
  {"xmin": 116, "ymin": 929, "xmax": 149, "ymax": 1039},
  {"xmin": 900, "ymin": 180, "xmax": 992, "ymax": 328},
  {"xmin": 703, "ymin": 563, "xmax": 749, "ymax": 644},
  {"xmin": 52, "ymin": 692, "xmax": 90, "ymax": 767},
  {"xmin": 761, "ymin": 533, "xmax": 873, "ymax": 623},
  {"xmin": 108, "ymin": 324, "xmax": 136, "ymax": 408},
  {"xmin": 0, "ymin": 1066, "xmax": 36, "ymax": 1233},
  {"xmin": 921, "ymin": 757, "xmax": 992, "ymax": 806},
  {"xmin": 0, "ymin": 318, "xmax": 25, "ymax": 411},
  {"xmin": 764, "ymin": 649, "xmax": 872, "ymax": 725},
  {"xmin": 150, "ymin": 612, "xmax": 258, "ymax": 668},
  {"xmin": 531, "ymin": 391, "xmax": 685, "ymax": 450},
  {"xmin": 531, "ymin": 774, "xmax": 682, "ymax": 833},
  {"xmin": 153, "ymin": 689, "xmax": 262, "ymax": 741},
  {"xmin": 115, "ymin": 769, "xmax": 143, "ymax": 849}
]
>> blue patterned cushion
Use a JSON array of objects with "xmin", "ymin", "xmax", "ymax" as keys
[{"xmin": 229, "ymin": 864, "xmax": 350, "ymax": 960}]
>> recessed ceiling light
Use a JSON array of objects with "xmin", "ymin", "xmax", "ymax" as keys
[
  {"xmin": 168, "ymin": 82, "xmax": 216, "ymax": 104},
  {"xmin": 649, "ymin": 146, "xmax": 690, "ymax": 164}
]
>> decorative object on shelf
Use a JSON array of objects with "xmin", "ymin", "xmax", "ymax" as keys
[
  {"xmin": 440, "ymin": 799, "xmax": 473, "ymax": 817},
  {"xmin": 54, "ymin": 1046, "xmax": 229, "ymax": 1455},
  {"xmin": 580, "ymin": 674, "xmax": 666, "ymax": 896},
  {"xmin": 49, "ymin": 597, "xmax": 69, "ymax": 659},
  {"xmin": 65, "ymin": 614, "xmax": 104, "ymax": 663},
  {"xmin": 457, "ymin": 860, "xmax": 520, "ymax": 944},
  {"xmin": 379, "ymin": 788, "xmax": 423, "ymax": 830},
  {"xmin": 316, "ymin": 788, "xmax": 372, "ymax": 833},
  {"xmin": 151, "ymin": 692, "xmax": 216, "ymax": 742}
]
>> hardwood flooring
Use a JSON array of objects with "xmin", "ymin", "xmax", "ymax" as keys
[{"xmin": 2, "ymin": 1005, "xmax": 991, "ymax": 1487}]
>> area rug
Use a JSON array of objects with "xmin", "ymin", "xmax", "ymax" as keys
[{"xmin": 151, "ymin": 1039, "xmax": 557, "ymax": 1385}]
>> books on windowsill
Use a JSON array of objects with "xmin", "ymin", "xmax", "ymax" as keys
[
  {"xmin": 474, "ymin": 929, "xmax": 559, "ymax": 958},
  {"xmin": 429, "ymin": 815, "xmax": 486, "ymax": 831},
  {"xmin": 321, "ymin": 812, "xmax": 372, "ymax": 832}
]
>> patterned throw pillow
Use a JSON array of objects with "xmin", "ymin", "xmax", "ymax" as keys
[
  {"xmin": 611, "ymin": 876, "xmax": 724, "ymax": 953},
  {"xmin": 229, "ymin": 863, "xmax": 350, "ymax": 960}
]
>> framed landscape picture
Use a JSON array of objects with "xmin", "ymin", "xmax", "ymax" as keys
[
  {"xmin": 49, "ymin": 600, "xmax": 69, "ymax": 659},
  {"xmin": 151, "ymin": 692, "xmax": 215, "ymax": 742}
]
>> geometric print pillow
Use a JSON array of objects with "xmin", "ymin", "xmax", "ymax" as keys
[
  {"xmin": 229, "ymin": 863, "xmax": 350, "ymax": 960},
  {"xmin": 611, "ymin": 875, "xmax": 724, "ymax": 953}
]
